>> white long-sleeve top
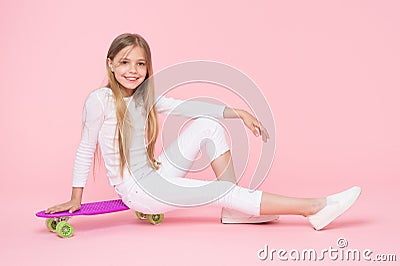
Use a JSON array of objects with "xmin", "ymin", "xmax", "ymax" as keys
[{"xmin": 72, "ymin": 87, "xmax": 226, "ymax": 187}]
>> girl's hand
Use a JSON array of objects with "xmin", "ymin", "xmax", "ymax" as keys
[
  {"xmin": 45, "ymin": 200, "xmax": 81, "ymax": 214},
  {"xmin": 239, "ymin": 110, "xmax": 270, "ymax": 142}
]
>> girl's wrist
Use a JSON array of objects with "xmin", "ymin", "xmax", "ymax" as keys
[
  {"xmin": 223, "ymin": 107, "xmax": 244, "ymax": 119},
  {"xmin": 236, "ymin": 109, "xmax": 245, "ymax": 119},
  {"xmin": 71, "ymin": 187, "xmax": 84, "ymax": 202}
]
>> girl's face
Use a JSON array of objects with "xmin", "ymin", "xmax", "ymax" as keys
[{"xmin": 108, "ymin": 45, "xmax": 147, "ymax": 96}]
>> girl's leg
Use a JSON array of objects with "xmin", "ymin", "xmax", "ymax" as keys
[
  {"xmin": 214, "ymin": 184, "xmax": 360, "ymax": 230},
  {"xmin": 259, "ymin": 193, "xmax": 326, "ymax": 216},
  {"xmin": 158, "ymin": 118, "xmax": 278, "ymax": 223},
  {"xmin": 210, "ymin": 151, "xmax": 325, "ymax": 215},
  {"xmin": 151, "ymin": 117, "xmax": 360, "ymax": 229},
  {"xmin": 211, "ymin": 152, "xmax": 325, "ymax": 217},
  {"xmin": 157, "ymin": 117, "xmax": 276, "ymax": 223},
  {"xmin": 259, "ymin": 187, "xmax": 361, "ymax": 230}
]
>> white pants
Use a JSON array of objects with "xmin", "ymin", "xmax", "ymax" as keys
[{"xmin": 116, "ymin": 117, "xmax": 262, "ymax": 215}]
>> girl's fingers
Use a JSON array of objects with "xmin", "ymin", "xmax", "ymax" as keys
[
  {"xmin": 261, "ymin": 131, "xmax": 268, "ymax": 142},
  {"xmin": 69, "ymin": 205, "xmax": 80, "ymax": 213},
  {"xmin": 46, "ymin": 205, "xmax": 58, "ymax": 214},
  {"xmin": 252, "ymin": 121, "xmax": 260, "ymax": 136},
  {"xmin": 49, "ymin": 206, "xmax": 58, "ymax": 214},
  {"xmin": 254, "ymin": 122, "xmax": 269, "ymax": 142},
  {"xmin": 263, "ymin": 125, "xmax": 269, "ymax": 136},
  {"xmin": 46, "ymin": 203, "xmax": 69, "ymax": 214}
]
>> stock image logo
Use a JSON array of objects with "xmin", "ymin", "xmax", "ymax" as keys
[{"xmin": 257, "ymin": 237, "xmax": 397, "ymax": 262}]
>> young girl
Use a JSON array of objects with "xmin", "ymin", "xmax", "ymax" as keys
[{"xmin": 46, "ymin": 33, "xmax": 361, "ymax": 230}]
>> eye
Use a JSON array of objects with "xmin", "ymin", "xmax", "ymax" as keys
[
  {"xmin": 121, "ymin": 60, "xmax": 129, "ymax": 65},
  {"xmin": 138, "ymin": 62, "xmax": 146, "ymax": 66}
]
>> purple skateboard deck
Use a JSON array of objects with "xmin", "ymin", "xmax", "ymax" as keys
[{"xmin": 36, "ymin": 199, "xmax": 129, "ymax": 218}]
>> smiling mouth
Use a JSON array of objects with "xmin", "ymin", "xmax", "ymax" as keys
[{"xmin": 125, "ymin": 76, "xmax": 139, "ymax": 81}]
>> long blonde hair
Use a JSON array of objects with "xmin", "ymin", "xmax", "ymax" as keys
[{"xmin": 105, "ymin": 33, "xmax": 159, "ymax": 176}]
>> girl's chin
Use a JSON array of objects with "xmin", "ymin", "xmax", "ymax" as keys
[
  {"xmin": 120, "ymin": 84, "xmax": 140, "ymax": 91},
  {"xmin": 118, "ymin": 80, "xmax": 144, "ymax": 91}
]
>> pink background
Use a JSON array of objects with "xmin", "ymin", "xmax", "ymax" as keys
[{"xmin": 1, "ymin": 0, "xmax": 399, "ymax": 265}]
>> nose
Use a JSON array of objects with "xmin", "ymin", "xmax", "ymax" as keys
[{"xmin": 129, "ymin": 63, "xmax": 138, "ymax": 74}]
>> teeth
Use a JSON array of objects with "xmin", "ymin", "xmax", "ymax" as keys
[{"xmin": 126, "ymin": 77, "xmax": 138, "ymax": 81}]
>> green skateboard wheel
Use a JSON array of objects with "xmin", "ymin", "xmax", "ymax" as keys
[
  {"xmin": 135, "ymin": 211, "xmax": 147, "ymax": 220},
  {"xmin": 56, "ymin": 221, "xmax": 74, "ymax": 238},
  {"xmin": 46, "ymin": 218, "xmax": 57, "ymax": 232},
  {"xmin": 146, "ymin": 213, "xmax": 164, "ymax": 224}
]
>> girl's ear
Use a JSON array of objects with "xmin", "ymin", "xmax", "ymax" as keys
[{"xmin": 107, "ymin": 58, "xmax": 114, "ymax": 72}]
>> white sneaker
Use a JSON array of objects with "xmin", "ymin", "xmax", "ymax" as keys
[
  {"xmin": 221, "ymin": 208, "xmax": 279, "ymax": 224},
  {"xmin": 308, "ymin": 186, "xmax": 361, "ymax": 230}
]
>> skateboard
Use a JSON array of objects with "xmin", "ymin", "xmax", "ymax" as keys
[{"xmin": 36, "ymin": 199, "xmax": 164, "ymax": 238}]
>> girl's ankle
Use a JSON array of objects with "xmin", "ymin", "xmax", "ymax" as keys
[{"xmin": 305, "ymin": 198, "xmax": 326, "ymax": 217}]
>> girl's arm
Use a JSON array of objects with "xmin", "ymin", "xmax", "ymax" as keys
[
  {"xmin": 156, "ymin": 95, "xmax": 270, "ymax": 143},
  {"xmin": 155, "ymin": 95, "xmax": 225, "ymax": 118},
  {"xmin": 223, "ymin": 107, "xmax": 270, "ymax": 143}
]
